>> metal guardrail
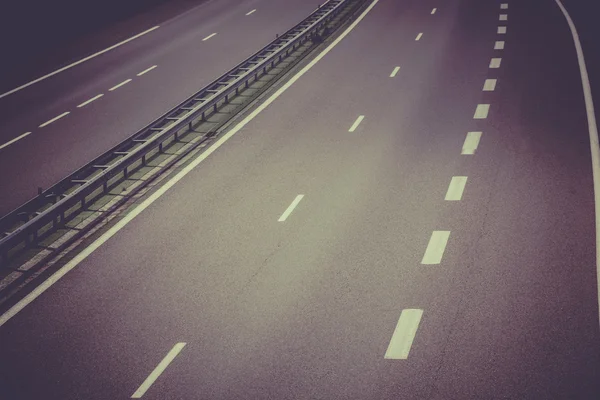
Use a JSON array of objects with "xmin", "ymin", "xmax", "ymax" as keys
[{"xmin": 0, "ymin": 0, "xmax": 360, "ymax": 268}]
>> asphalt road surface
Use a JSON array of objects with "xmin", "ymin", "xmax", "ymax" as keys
[{"xmin": 1, "ymin": 0, "xmax": 599, "ymax": 399}]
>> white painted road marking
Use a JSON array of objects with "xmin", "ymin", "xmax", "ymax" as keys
[
  {"xmin": 39, "ymin": 111, "xmax": 70, "ymax": 128},
  {"xmin": 421, "ymin": 231, "xmax": 451, "ymax": 264},
  {"xmin": 0, "ymin": 132, "xmax": 32, "ymax": 151},
  {"xmin": 246, "ymin": 9, "xmax": 256, "ymax": 15},
  {"xmin": 384, "ymin": 309, "xmax": 423, "ymax": 359},
  {"xmin": 278, "ymin": 195, "xmax": 304, "ymax": 222},
  {"xmin": 431, "ymin": 8, "xmax": 437, "ymax": 14},
  {"xmin": 390, "ymin": 66, "xmax": 400, "ymax": 78},
  {"xmin": 415, "ymin": 32, "xmax": 423, "ymax": 41},
  {"xmin": 462, "ymin": 131, "xmax": 482, "ymax": 155},
  {"xmin": 500, "ymin": 14, "xmax": 508, "ymax": 20},
  {"xmin": 349, "ymin": 115, "xmax": 365, "ymax": 132},
  {"xmin": 553, "ymin": 0, "xmax": 600, "ymax": 324},
  {"xmin": 0, "ymin": 0, "xmax": 381, "ymax": 329},
  {"xmin": 494, "ymin": 40, "xmax": 505, "ymax": 50},
  {"xmin": 483, "ymin": 79, "xmax": 497, "ymax": 91},
  {"xmin": 474, "ymin": 104, "xmax": 490, "ymax": 119},
  {"xmin": 202, "ymin": 33, "xmax": 217, "ymax": 41},
  {"xmin": 498, "ymin": 26, "xmax": 507, "ymax": 34},
  {"xmin": 489, "ymin": 58, "xmax": 502, "ymax": 68},
  {"xmin": 77, "ymin": 94, "xmax": 104, "ymax": 108},
  {"xmin": 137, "ymin": 65, "xmax": 157, "ymax": 76},
  {"xmin": 131, "ymin": 343, "xmax": 186, "ymax": 398},
  {"xmin": 501, "ymin": 3, "xmax": 508, "ymax": 9},
  {"xmin": 445, "ymin": 176, "xmax": 468, "ymax": 201},
  {"xmin": 109, "ymin": 79, "xmax": 132, "ymax": 91},
  {"xmin": 0, "ymin": 26, "xmax": 160, "ymax": 100}
]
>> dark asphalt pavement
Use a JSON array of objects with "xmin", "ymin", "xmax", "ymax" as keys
[{"xmin": 0, "ymin": 0, "xmax": 599, "ymax": 399}]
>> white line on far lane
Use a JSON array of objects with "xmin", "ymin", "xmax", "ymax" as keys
[
  {"xmin": 131, "ymin": 342, "xmax": 186, "ymax": 398},
  {"xmin": 445, "ymin": 176, "xmax": 468, "ymax": 201},
  {"xmin": 384, "ymin": 309, "xmax": 423, "ymax": 359},
  {"xmin": 390, "ymin": 66, "xmax": 401, "ymax": 78},
  {"xmin": 109, "ymin": 79, "xmax": 132, "ymax": 91},
  {"xmin": 483, "ymin": 79, "xmax": 497, "ymax": 91},
  {"xmin": 421, "ymin": 231, "xmax": 450, "ymax": 264},
  {"xmin": 501, "ymin": 3, "xmax": 508, "ymax": 9},
  {"xmin": 498, "ymin": 26, "xmax": 507, "ymax": 34},
  {"xmin": 137, "ymin": 65, "xmax": 157, "ymax": 76},
  {"xmin": 489, "ymin": 58, "xmax": 502, "ymax": 68},
  {"xmin": 0, "ymin": 26, "xmax": 160, "ymax": 100},
  {"xmin": 203, "ymin": 33, "xmax": 217, "ymax": 41},
  {"xmin": 431, "ymin": 8, "xmax": 437, "ymax": 14},
  {"xmin": 474, "ymin": 104, "xmax": 490, "ymax": 119},
  {"xmin": 494, "ymin": 40, "xmax": 505, "ymax": 50},
  {"xmin": 462, "ymin": 131, "xmax": 482, "ymax": 154},
  {"xmin": 278, "ymin": 195, "xmax": 304, "ymax": 222},
  {"xmin": 39, "ymin": 111, "xmax": 70, "ymax": 128},
  {"xmin": 77, "ymin": 93, "xmax": 104, "ymax": 108},
  {"xmin": 0, "ymin": 0, "xmax": 382, "ymax": 329},
  {"xmin": 246, "ymin": 9, "xmax": 257, "ymax": 15},
  {"xmin": 349, "ymin": 115, "xmax": 365, "ymax": 132},
  {"xmin": 415, "ymin": 32, "xmax": 423, "ymax": 41},
  {"xmin": 0, "ymin": 132, "xmax": 32, "ymax": 151},
  {"xmin": 499, "ymin": 14, "xmax": 508, "ymax": 21}
]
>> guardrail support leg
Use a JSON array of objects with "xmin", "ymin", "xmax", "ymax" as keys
[{"xmin": 225, "ymin": 94, "xmax": 229, "ymax": 104}]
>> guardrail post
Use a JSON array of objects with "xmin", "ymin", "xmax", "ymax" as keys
[{"xmin": 225, "ymin": 94, "xmax": 229, "ymax": 104}]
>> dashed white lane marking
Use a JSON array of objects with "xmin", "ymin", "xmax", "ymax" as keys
[
  {"xmin": 246, "ymin": 9, "xmax": 256, "ymax": 15},
  {"xmin": 0, "ymin": 26, "xmax": 160, "ymax": 100},
  {"xmin": 499, "ymin": 14, "xmax": 508, "ymax": 21},
  {"xmin": 0, "ymin": 0, "xmax": 381, "ymax": 329},
  {"xmin": 445, "ymin": 176, "xmax": 468, "ymax": 201},
  {"xmin": 278, "ymin": 195, "xmax": 304, "ymax": 222},
  {"xmin": 384, "ymin": 309, "xmax": 423, "ymax": 360},
  {"xmin": 131, "ymin": 343, "xmax": 186, "ymax": 398},
  {"xmin": 501, "ymin": 3, "xmax": 508, "ymax": 9},
  {"xmin": 462, "ymin": 132, "xmax": 482, "ymax": 155},
  {"xmin": 494, "ymin": 40, "xmax": 505, "ymax": 50},
  {"xmin": 202, "ymin": 33, "xmax": 217, "ymax": 41},
  {"xmin": 415, "ymin": 32, "xmax": 423, "ymax": 41},
  {"xmin": 489, "ymin": 58, "xmax": 502, "ymax": 68},
  {"xmin": 349, "ymin": 115, "xmax": 365, "ymax": 132},
  {"xmin": 421, "ymin": 231, "xmax": 450, "ymax": 264},
  {"xmin": 553, "ymin": 0, "xmax": 600, "ymax": 323},
  {"xmin": 39, "ymin": 111, "xmax": 70, "ymax": 128},
  {"xmin": 431, "ymin": 8, "xmax": 437, "ymax": 14},
  {"xmin": 474, "ymin": 104, "xmax": 490, "ymax": 119},
  {"xmin": 137, "ymin": 65, "xmax": 157, "ymax": 76},
  {"xmin": 390, "ymin": 66, "xmax": 401, "ymax": 78},
  {"xmin": 109, "ymin": 79, "xmax": 132, "ymax": 91},
  {"xmin": 498, "ymin": 26, "xmax": 507, "ymax": 34},
  {"xmin": 0, "ymin": 132, "xmax": 32, "ymax": 151},
  {"xmin": 77, "ymin": 94, "xmax": 104, "ymax": 108},
  {"xmin": 483, "ymin": 79, "xmax": 497, "ymax": 91}
]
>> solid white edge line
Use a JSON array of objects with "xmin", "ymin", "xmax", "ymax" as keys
[
  {"xmin": 415, "ymin": 32, "xmax": 423, "ymax": 41},
  {"xmin": 278, "ymin": 195, "xmax": 305, "ymax": 222},
  {"xmin": 461, "ymin": 131, "xmax": 482, "ymax": 155},
  {"xmin": 445, "ymin": 176, "xmax": 468, "ymax": 201},
  {"xmin": 109, "ymin": 79, "xmax": 133, "ymax": 91},
  {"xmin": 554, "ymin": 0, "xmax": 600, "ymax": 329},
  {"xmin": 202, "ymin": 33, "xmax": 217, "ymax": 41},
  {"xmin": 0, "ymin": 0, "xmax": 382, "ymax": 329},
  {"xmin": 390, "ymin": 66, "xmax": 400, "ymax": 78},
  {"xmin": 39, "ymin": 111, "xmax": 70, "ymax": 128},
  {"xmin": 0, "ymin": 26, "xmax": 160, "ymax": 100},
  {"xmin": 349, "ymin": 115, "xmax": 365, "ymax": 132},
  {"xmin": 137, "ymin": 65, "xmax": 157, "ymax": 76},
  {"xmin": 131, "ymin": 342, "xmax": 186, "ymax": 398},
  {"xmin": 384, "ymin": 309, "xmax": 423, "ymax": 359},
  {"xmin": 421, "ymin": 231, "xmax": 450, "ymax": 264},
  {"xmin": 0, "ymin": 132, "xmax": 32, "ymax": 151},
  {"xmin": 77, "ymin": 93, "xmax": 104, "ymax": 108},
  {"xmin": 246, "ymin": 9, "xmax": 256, "ymax": 15}
]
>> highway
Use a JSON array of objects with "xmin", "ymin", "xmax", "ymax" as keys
[{"xmin": 1, "ymin": 0, "xmax": 600, "ymax": 398}]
